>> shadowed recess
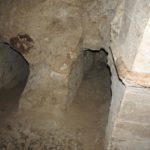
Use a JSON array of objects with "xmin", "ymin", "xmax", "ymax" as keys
[{"xmin": 0, "ymin": 43, "xmax": 29, "ymax": 119}]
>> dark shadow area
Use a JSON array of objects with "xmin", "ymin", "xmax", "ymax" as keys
[
  {"xmin": 61, "ymin": 48, "xmax": 112, "ymax": 150},
  {"xmin": 0, "ymin": 43, "xmax": 29, "ymax": 119}
]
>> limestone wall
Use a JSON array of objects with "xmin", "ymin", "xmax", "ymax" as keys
[
  {"xmin": 111, "ymin": 0, "xmax": 150, "ymax": 70},
  {"xmin": 132, "ymin": 19, "xmax": 150, "ymax": 73},
  {"xmin": 106, "ymin": 0, "xmax": 150, "ymax": 149},
  {"xmin": 81, "ymin": 0, "xmax": 119, "ymax": 50},
  {"xmin": 0, "ymin": 0, "xmax": 150, "ymax": 149},
  {"xmin": 105, "ymin": 51, "xmax": 126, "ymax": 149},
  {"xmin": 0, "ymin": 0, "xmax": 119, "ymax": 113},
  {"xmin": 0, "ymin": 0, "xmax": 98, "ymax": 113},
  {"xmin": 0, "ymin": 0, "xmax": 83, "ymax": 112}
]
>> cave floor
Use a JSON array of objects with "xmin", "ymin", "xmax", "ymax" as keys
[{"xmin": 0, "ymin": 61, "xmax": 111, "ymax": 150}]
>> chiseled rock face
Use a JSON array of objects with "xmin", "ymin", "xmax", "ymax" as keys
[
  {"xmin": 81, "ymin": 0, "xmax": 118, "ymax": 50},
  {"xmin": 111, "ymin": 0, "xmax": 150, "ymax": 70},
  {"xmin": 0, "ymin": 0, "xmax": 83, "ymax": 69},
  {"xmin": 0, "ymin": 0, "xmax": 83, "ymax": 112},
  {"xmin": 0, "ymin": 0, "xmax": 118, "ymax": 113}
]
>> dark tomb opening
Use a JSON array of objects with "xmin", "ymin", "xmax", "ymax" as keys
[{"xmin": 0, "ymin": 43, "xmax": 29, "ymax": 119}]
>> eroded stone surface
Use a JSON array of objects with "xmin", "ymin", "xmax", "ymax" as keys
[
  {"xmin": 0, "ymin": 0, "xmax": 84, "ymax": 112},
  {"xmin": 111, "ymin": 0, "xmax": 150, "ymax": 70},
  {"xmin": 0, "ymin": 0, "xmax": 150, "ymax": 150},
  {"xmin": 0, "ymin": 0, "xmax": 119, "ymax": 112}
]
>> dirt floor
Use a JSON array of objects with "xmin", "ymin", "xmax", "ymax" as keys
[{"xmin": 0, "ymin": 57, "xmax": 111, "ymax": 150}]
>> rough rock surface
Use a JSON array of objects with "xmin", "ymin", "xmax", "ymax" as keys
[
  {"xmin": 1, "ymin": 0, "xmax": 150, "ymax": 150},
  {"xmin": 106, "ymin": 0, "xmax": 150, "ymax": 149},
  {"xmin": 0, "ymin": 0, "xmax": 83, "ymax": 112},
  {"xmin": 0, "ymin": 1, "xmax": 135, "ymax": 150},
  {"xmin": 81, "ymin": 0, "xmax": 118, "ymax": 49},
  {"xmin": 0, "ymin": 0, "xmax": 118, "ymax": 112}
]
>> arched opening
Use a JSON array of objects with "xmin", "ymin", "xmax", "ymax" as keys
[
  {"xmin": 62, "ymin": 48, "xmax": 112, "ymax": 150},
  {"xmin": 0, "ymin": 43, "xmax": 29, "ymax": 119}
]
